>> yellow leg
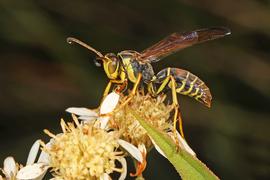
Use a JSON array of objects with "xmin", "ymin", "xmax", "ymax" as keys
[
  {"xmin": 103, "ymin": 81, "xmax": 112, "ymax": 97},
  {"xmin": 178, "ymin": 110, "xmax": 185, "ymax": 139},
  {"xmin": 156, "ymin": 76, "xmax": 170, "ymax": 95},
  {"xmin": 116, "ymin": 73, "xmax": 142, "ymax": 109},
  {"xmin": 100, "ymin": 74, "xmax": 142, "ymax": 116},
  {"xmin": 132, "ymin": 74, "xmax": 142, "ymax": 94},
  {"xmin": 170, "ymin": 76, "xmax": 185, "ymax": 139},
  {"xmin": 103, "ymin": 77, "xmax": 128, "ymax": 98}
]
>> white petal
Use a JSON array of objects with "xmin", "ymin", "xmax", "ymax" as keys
[
  {"xmin": 100, "ymin": 173, "xmax": 110, "ymax": 180},
  {"xmin": 138, "ymin": 144, "xmax": 146, "ymax": 154},
  {"xmin": 26, "ymin": 140, "xmax": 40, "ymax": 165},
  {"xmin": 118, "ymin": 157, "xmax": 127, "ymax": 180},
  {"xmin": 3, "ymin": 156, "xmax": 17, "ymax": 178},
  {"xmin": 168, "ymin": 131, "xmax": 196, "ymax": 156},
  {"xmin": 37, "ymin": 151, "xmax": 50, "ymax": 165},
  {"xmin": 16, "ymin": 163, "xmax": 48, "ymax": 180},
  {"xmin": 78, "ymin": 115, "xmax": 97, "ymax": 121},
  {"xmin": 66, "ymin": 107, "xmax": 98, "ymax": 117},
  {"xmin": 37, "ymin": 140, "xmax": 54, "ymax": 164},
  {"xmin": 150, "ymin": 138, "xmax": 166, "ymax": 158},
  {"xmin": 118, "ymin": 139, "xmax": 143, "ymax": 163},
  {"xmin": 100, "ymin": 92, "xmax": 120, "ymax": 115},
  {"xmin": 98, "ymin": 117, "xmax": 110, "ymax": 129},
  {"xmin": 37, "ymin": 138, "xmax": 54, "ymax": 165}
]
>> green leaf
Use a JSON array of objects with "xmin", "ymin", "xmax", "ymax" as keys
[{"xmin": 129, "ymin": 109, "xmax": 219, "ymax": 180}]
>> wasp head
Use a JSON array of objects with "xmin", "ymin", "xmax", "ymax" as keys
[{"xmin": 66, "ymin": 37, "xmax": 121, "ymax": 80}]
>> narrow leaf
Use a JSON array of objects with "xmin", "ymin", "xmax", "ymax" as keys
[{"xmin": 129, "ymin": 109, "xmax": 219, "ymax": 180}]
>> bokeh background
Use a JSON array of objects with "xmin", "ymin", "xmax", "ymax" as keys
[{"xmin": 0, "ymin": 0, "xmax": 269, "ymax": 179}]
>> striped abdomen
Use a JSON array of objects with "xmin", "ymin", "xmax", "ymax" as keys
[{"xmin": 155, "ymin": 68, "xmax": 212, "ymax": 107}]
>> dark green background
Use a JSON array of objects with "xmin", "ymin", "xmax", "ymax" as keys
[{"xmin": 0, "ymin": 0, "xmax": 269, "ymax": 179}]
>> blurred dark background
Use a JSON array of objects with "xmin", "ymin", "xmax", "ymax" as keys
[{"xmin": 0, "ymin": 0, "xmax": 269, "ymax": 179}]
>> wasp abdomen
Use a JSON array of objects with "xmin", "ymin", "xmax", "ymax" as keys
[{"xmin": 155, "ymin": 68, "xmax": 212, "ymax": 107}]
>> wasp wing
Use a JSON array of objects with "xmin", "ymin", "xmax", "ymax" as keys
[{"xmin": 138, "ymin": 27, "xmax": 230, "ymax": 63}]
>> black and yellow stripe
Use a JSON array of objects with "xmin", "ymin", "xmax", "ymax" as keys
[{"xmin": 154, "ymin": 67, "xmax": 212, "ymax": 107}]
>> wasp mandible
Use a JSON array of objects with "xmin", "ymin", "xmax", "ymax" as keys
[{"xmin": 67, "ymin": 27, "xmax": 231, "ymax": 138}]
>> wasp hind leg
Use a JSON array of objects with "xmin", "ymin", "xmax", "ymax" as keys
[
  {"xmin": 150, "ymin": 71, "xmax": 184, "ymax": 151},
  {"xmin": 169, "ymin": 76, "xmax": 185, "ymax": 140},
  {"xmin": 154, "ymin": 68, "xmax": 185, "ymax": 139}
]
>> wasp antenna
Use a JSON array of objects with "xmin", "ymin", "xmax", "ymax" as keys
[{"xmin": 66, "ymin": 37, "xmax": 104, "ymax": 57}]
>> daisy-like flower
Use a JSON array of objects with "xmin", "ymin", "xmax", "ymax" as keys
[
  {"xmin": 0, "ymin": 140, "xmax": 49, "ymax": 180},
  {"xmin": 65, "ymin": 91, "xmax": 195, "ymax": 178},
  {"xmin": 41, "ymin": 115, "xmax": 127, "ymax": 180},
  {"xmin": 43, "ymin": 92, "xmax": 147, "ymax": 180}
]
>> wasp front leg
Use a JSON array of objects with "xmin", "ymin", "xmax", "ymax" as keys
[
  {"xmin": 103, "ymin": 78, "xmax": 128, "ymax": 98},
  {"xmin": 103, "ymin": 69, "xmax": 127, "ymax": 98},
  {"xmin": 115, "ymin": 73, "xmax": 142, "ymax": 110},
  {"xmin": 100, "ymin": 73, "xmax": 142, "ymax": 117}
]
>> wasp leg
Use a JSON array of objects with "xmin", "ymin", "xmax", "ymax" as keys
[
  {"xmin": 170, "ymin": 76, "xmax": 185, "ymax": 140},
  {"xmin": 154, "ymin": 68, "xmax": 185, "ymax": 139},
  {"xmin": 103, "ymin": 77, "xmax": 127, "ymax": 98},
  {"xmin": 178, "ymin": 111, "xmax": 185, "ymax": 139},
  {"xmin": 116, "ymin": 73, "xmax": 142, "ymax": 109},
  {"xmin": 103, "ymin": 81, "xmax": 113, "ymax": 97},
  {"xmin": 101, "ymin": 74, "xmax": 142, "ymax": 116}
]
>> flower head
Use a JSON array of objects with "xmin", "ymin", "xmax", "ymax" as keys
[
  {"xmin": 110, "ymin": 92, "xmax": 173, "ymax": 148},
  {"xmin": 64, "ymin": 91, "xmax": 195, "ymax": 178},
  {"xmin": 41, "ymin": 115, "xmax": 126, "ymax": 179}
]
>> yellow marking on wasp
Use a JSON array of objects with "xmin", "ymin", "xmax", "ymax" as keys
[
  {"xmin": 198, "ymin": 81, "xmax": 204, "ymax": 87},
  {"xmin": 195, "ymin": 92, "xmax": 203, "ymax": 100},
  {"xmin": 167, "ymin": 68, "xmax": 171, "ymax": 76},
  {"xmin": 191, "ymin": 77, "xmax": 198, "ymax": 84},
  {"xmin": 181, "ymin": 76, "xmax": 197, "ymax": 95},
  {"xmin": 176, "ymin": 80, "xmax": 186, "ymax": 93},
  {"xmin": 186, "ymin": 72, "xmax": 190, "ymax": 79},
  {"xmin": 190, "ymin": 88, "xmax": 199, "ymax": 97},
  {"xmin": 181, "ymin": 84, "xmax": 193, "ymax": 95},
  {"xmin": 121, "ymin": 57, "xmax": 137, "ymax": 83}
]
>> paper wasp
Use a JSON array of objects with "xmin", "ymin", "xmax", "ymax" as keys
[{"xmin": 67, "ymin": 27, "xmax": 231, "ymax": 138}]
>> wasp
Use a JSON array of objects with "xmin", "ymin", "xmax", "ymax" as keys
[{"xmin": 67, "ymin": 27, "xmax": 231, "ymax": 138}]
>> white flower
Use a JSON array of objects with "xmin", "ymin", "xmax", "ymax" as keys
[
  {"xmin": 66, "ymin": 91, "xmax": 120, "ymax": 129},
  {"xmin": 0, "ymin": 140, "xmax": 49, "ymax": 180}
]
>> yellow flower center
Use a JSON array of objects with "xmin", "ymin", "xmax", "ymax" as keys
[{"xmin": 43, "ymin": 117, "xmax": 123, "ymax": 179}]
